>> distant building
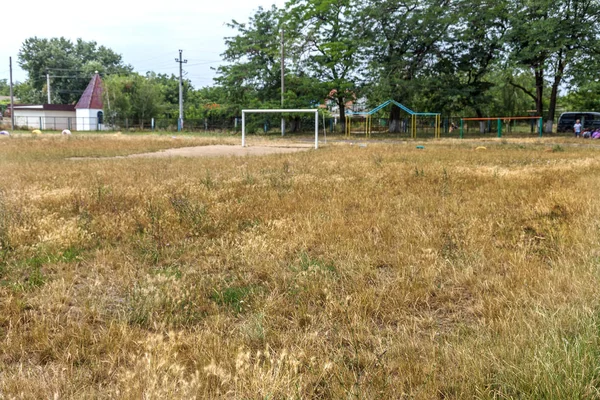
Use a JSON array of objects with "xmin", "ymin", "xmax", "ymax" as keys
[
  {"xmin": 324, "ymin": 89, "xmax": 367, "ymax": 117},
  {"xmin": 10, "ymin": 104, "xmax": 76, "ymax": 130},
  {"xmin": 75, "ymin": 72, "xmax": 104, "ymax": 131},
  {"xmin": 5, "ymin": 73, "xmax": 105, "ymax": 131}
]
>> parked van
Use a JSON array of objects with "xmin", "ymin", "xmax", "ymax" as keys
[{"xmin": 557, "ymin": 112, "xmax": 600, "ymax": 132}]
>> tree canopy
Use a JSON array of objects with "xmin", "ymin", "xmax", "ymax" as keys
[
  {"xmin": 18, "ymin": 37, "xmax": 132, "ymax": 104},
  {"xmin": 212, "ymin": 0, "xmax": 600, "ymax": 132}
]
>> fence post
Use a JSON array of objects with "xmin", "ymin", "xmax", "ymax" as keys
[
  {"xmin": 497, "ymin": 118, "xmax": 502, "ymax": 138},
  {"xmin": 39, "ymin": 117, "xmax": 42, "ymax": 130},
  {"xmin": 152, "ymin": 118, "xmax": 155, "ymax": 132},
  {"xmin": 539, "ymin": 117, "xmax": 543, "ymax": 137},
  {"xmin": 460, "ymin": 119, "xmax": 463, "ymax": 139}
]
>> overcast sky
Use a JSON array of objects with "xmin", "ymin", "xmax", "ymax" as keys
[{"xmin": 0, "ymin": 0, "xmax": 286, "ymax": 89}]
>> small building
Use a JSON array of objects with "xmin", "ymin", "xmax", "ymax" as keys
[
  {"xmin": 11, "ymin": 104, "xmax": 76, "ymax": 130},
  {"xmin": 75, "ymin": 72, "xmax": 104, "ymax": 131},
  {"xmin": 5, "ymin": 73, "xmax": 104, "ymax": 131}
]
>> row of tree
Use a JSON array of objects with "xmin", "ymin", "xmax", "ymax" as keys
[
  {"xmin": 7, "ymin": 0, "xmax": 600, "ymax": 132},
  {"xmin": 214, "ymin": 0, "xmax": 600, "ymax": 132}
]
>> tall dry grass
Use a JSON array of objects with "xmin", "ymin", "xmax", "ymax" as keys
[{"xmin": 1, "ymin": 134, "xmax": 600, "ymax": 398}]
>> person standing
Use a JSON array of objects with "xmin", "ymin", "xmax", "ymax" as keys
[{"xmin": 574, "ymin": 119, "xmax": 582, "ymax": 137}]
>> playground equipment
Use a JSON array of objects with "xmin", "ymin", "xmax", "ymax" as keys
[
  {"xmin": 345, "ymin": 99, "xmax": 441, "ymax": 139},
  {"xmin": 459, "ymin": 116, "xmax": 543, "ymax": 138}
]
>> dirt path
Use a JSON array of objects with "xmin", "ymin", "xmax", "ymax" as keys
[{"xmin": 70, "ymin": 144, "xmax": 314, "ymax": 160}]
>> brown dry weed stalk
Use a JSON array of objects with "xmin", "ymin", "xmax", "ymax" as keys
[{"xmin": 1, "ymin": 134, "xmax": 600, "ymax": 398}]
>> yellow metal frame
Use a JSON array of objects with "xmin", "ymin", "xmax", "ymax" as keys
[
  {"xmin": 345, "ymin": 115, "xmax": 350, "ymax": 138},
  {"xmin": 346, "ymin": 111, "xmax": 442, "ymax": 139}
]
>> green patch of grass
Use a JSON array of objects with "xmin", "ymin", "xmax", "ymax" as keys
[
  {"xmin": 151, "ymin": 264, "xmax": 183, "ymax": 280},
  {"xmin": 1, "ymin": 246, "xmax": 84, "ymax": 291},
  {"xmin": 294, "ymin": 252, "xmax": 337, "ymax": 274},
  {"xmin": 211, "ymin": 284, "xmax": 258, "ymax": 314},
  {"xmin": 481, "ymin": 310, "xmax": 600, "ymax": 399}
]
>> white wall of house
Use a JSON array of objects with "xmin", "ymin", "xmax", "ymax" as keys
[
  {"xmin": 76, "ymin": 108, "xmax": 104, "ymax": 131},
  {"xmin": 14, "ymin": 109, "xmax": 77, "ymax": 130}
]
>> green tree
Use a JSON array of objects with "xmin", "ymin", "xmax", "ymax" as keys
[
  {"xmin": 0, "ymin": 79, "xmax": 9, "ymax": 96},
  {"xmin": 102, "ymin": 73, "xmax": 165, "ymax": 128},
  {"xmin": 13, "ymin": 80, "xmax": 43, "ymax": 104},
  {"xmin": 285, "ymin": 0, "xmax": 362, "ymax": 128},
  {"xmin": 507, "ymin": 0, "xmax": 600, "ymax": 132},
  {"xmin": 131, "ymin": 73, "xmax": 165, "ymax": 128},
  {"xmin": 155, "ymin": 73, "xmax": 193, "ymax": 118},
  {"xmin": 215, "ymin": 6, "xmax": 285, "ymax": 110},
  {"xmin": 431, "ymin": 0, "xmax": 509, "ymax": 119},
  {"xmin": 361, "ymin": 0, "xmax": 452, "ymax": 131},
  {"xmin": 562, "ymin": 80, "xmax": 600, "ymax": 111},
  {"xmin": 103, "ymin": 75, "xmax": 133, "ymax": 122},
  {"xmin": 214, "ymin": 5, "xmax": 325, "ymax": 131},
  {"xmin": 18, "ymin": 37, "xmax": 132, "ymax": 104}
]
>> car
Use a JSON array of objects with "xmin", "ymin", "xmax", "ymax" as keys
[{"xmin": 557, "ymin": 112, "xmax": 600, "ymax": 133}]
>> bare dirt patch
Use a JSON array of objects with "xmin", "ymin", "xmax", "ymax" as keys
[{"xmin": 69, "ymin": 144, "xmax": 314, "ymax": 160}]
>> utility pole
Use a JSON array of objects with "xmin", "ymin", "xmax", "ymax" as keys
[
  {"xmin": 281, "ymin": 29, "xmax": 285, "ymax": 136},
  {"xmin": 9, "ymin": 57, "xmax": 14, "ymax": 131},
  {"xmin": 46, "ymin": 72, "xmax": 51, "ymax": 104},
  {"xmin": 175, "ymin": 49, "xmax": 187, "ymax": 132}
]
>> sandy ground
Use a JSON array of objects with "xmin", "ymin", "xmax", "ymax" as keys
[{"xmin": 70, "ymin": 144, "xmax": 314, "ymax": 160}]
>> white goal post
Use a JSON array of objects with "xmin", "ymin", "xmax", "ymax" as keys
[{"xmin": 241, "ymin": 109, "xmax": 319, "ymax": 149}]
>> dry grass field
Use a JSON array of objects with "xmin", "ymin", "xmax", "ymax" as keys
[{"xmin": 1, "ymin": 133, "xmax": 600, "ymax": 399}]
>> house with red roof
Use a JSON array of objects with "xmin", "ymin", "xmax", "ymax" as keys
[
  {"xmin": 75, "ymin": 72, "xmax": 104, "ymax": 131},
  {"xmin": 7, "ymin": 73, "xmax": 104, "ymax": 131}
]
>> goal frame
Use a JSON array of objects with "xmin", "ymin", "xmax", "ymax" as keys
[{"xmin": 241, "ymin": 109, "xmax": 319, "ymax": 149}]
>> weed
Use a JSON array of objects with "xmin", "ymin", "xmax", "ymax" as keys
[
  {"xmin": 211, "ymin": 284, "xmax": 257, "ymax": 314},
  {"xmin": 201, "ymin": 169, "xmax": 215, "ymax": 189},
  {"xmin": 296, "ymin": 252, "xmax": 337, "ymax": 274},
  {"xmin": 127, "ymin": 274, "xmax": 209, "ymax": 328},
  {"xmin": 242, "ymin": 168, "xmax": 256, "ymax": 185},
  {"xmin": 372, "ymin": 153, "xmax": 384, "ymax": 167},
  {"xmin": 169, "ymin": 193, "xmax": 208, "ymax": 235}
]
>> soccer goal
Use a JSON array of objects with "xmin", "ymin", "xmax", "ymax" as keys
[{"xmin": 241, "ymin": 109, "xmax": 319, "ymax": 149}]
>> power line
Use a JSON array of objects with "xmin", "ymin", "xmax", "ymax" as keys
[
  {"xmin": 185, "ymin": 60, "xmax": 222, "ymax": 67},
  {"xmin": 46, "ymin": 68, "xmax": 85, "ymax": 72},
  {"xmin": 126, "ymin": 50, "xmax": 177, "ymax": 65},
  {"xmin": 38, "ymin": 75, "xmax": 88, "ymax": 79}
]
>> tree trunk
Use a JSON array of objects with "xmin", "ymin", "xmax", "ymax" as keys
[
  {"xmin": 338, "ymin": 98, "xmax": 346, "ymax": 133},
  {"xmin": 475, "ymin": 108, "xmax": 485, "ymax": 133},
  {"xmin": 546, "ymin": 59, "xmax": 565, "ymax": 134},
  {"xmin": 291, "ymin": 117, "xmax": 301, "ymax": 132},
  {"xmin": 389, "ymin": 106, "xmax": 401, "ymax": 133},
  {"xmin": 534, "ymin": 68, "xmax": 544, "ymax": 117}
]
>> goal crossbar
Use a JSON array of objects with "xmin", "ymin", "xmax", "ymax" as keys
[{"xmin": 241, "ymin": 109, "xmax": 319, "ymax": 149}]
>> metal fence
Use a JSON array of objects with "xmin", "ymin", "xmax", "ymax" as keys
[
  {"xmin": 2, "ymin": 115, "xmax": 562, "ymax": 137},
  {"xmin": 5, "ymin": 115, "xmax": 346, "ymax": 134}
]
